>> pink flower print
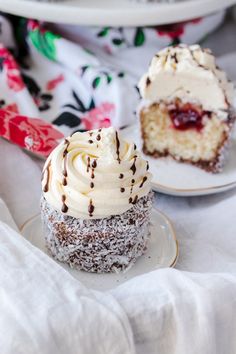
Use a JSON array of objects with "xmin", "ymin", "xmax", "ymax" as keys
[{"xmin": 82, "ymin": 102, "xmax": 115, "ymax": 130}]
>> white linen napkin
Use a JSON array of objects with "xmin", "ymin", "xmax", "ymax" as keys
[{"xmin": 0, "ymin": 205, "xmax": 135, "ymax": 354}]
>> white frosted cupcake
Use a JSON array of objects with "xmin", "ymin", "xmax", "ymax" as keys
[
  {"xmin": 138, "ymin": 44, "xmax": 236, "ymax": 173},
  {"xmin": 41, "ymin": 127, "xmax": 153, "ymax": 273}
]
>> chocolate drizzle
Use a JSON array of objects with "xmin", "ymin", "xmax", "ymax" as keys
[
  {"xmin": 146, "ymin": 77, "xmax": 151, "ymax": 86},
  {"xmin": 62, "ymin": 177, "xmax": 67, "ymax": 186},
  {"xmin": 42, "ymin": 160, "xmax": 51, "ymax": 193},
  {"xmin": 171, "ymin": 53, "xmax": 178, "ymax": 64},
  {"xmin": 119, "ymin": 173, "xmax": 124, "ymax": 179},
  {"xmin": 88, "ymin": 140, "xmax": 93, "ymax": 144},
  {"xmin": 88, "ymin": 199, "xmax": 95, "ymax": 217},
  {"xmin": 120, "ymin": 187, "xmax": 125, "ymax": 193},
  {"xmin": 90, "ymin": 182, "xmax": 94, "ymax": 188},
  {"xmin": 96, "ymin": 134, "xmax": 101, "ymax": 141},
  {"xmin": 146, "ymin": 162, "xmax": 149, "ymax": 171},
  {"xmin": 61, "ymin": 195, "xmax": 68, "ymax": 213},
  {"xmin": 63, "ymin": 139, "xmax": 70, "ymax": 157},
  {"xmin": 62, "ymin": 140, "xmax": 69, "ymax": 187},
  {"xmin": 92, "ymin": 160, "xmax": 97, "ymax": 168},
  {"xmin": 115, "ymin": 131, "xmax": 121, "ymax": 163},
  {"xmin": 130, "ymin": 156, "xmax": 137, "ymax": 175},
  {"xmin": 87, "ymin": 157, "xmax": 91, "ymax": 173},
  {"xmin": 91, "ymin": 159, "xmax": 97, "ymax": 179},
  {"xmin": 130, "ymin": 178, "xmax": 135, "ymax": 194},
  {"xmin": 128, "ymin": 196, "xmax": 138, "ymax": 204},
  {"xmin": 134, "ymin": 144, "xmax": 137, "ymax": 150},
  {"xmin": 139, "ymin": 176, "xmax": 147, "ymax": 188}
]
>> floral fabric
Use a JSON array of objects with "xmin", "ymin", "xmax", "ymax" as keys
[{"xmin": 0, "ymin": 11, "xmax": 224, "ymax": 136}]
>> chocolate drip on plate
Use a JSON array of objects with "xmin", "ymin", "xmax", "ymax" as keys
[
  {"xmin": 132, "ymin": 195, "xmax": 138, "ymax": 204},
  {"xmin": 120, "ymin": 187, "xmax": 125, "ymax": 193},
  {"xmin": 115, "ymin": 131, "xmax": 121, "ymax": 163},
  {"xmin": 90, "ymin": 182, "xmax": 94, "ymax": 189},
  {"xmin": 130, "ymin": 156, "xmax": 137, "ymax": 175},
  {"xmin": 61, "ymin": 195, "xmax": 68, "ymax": 213},
  {"xmin": 88, "ymin": 140, "xmax": 93, "ymax": 144},
  {"xmin": 96, "ymin": 134, "xmax": 101, "ymax": 141},
  {"xmin": 88, "ymin": 199, "xmax": 95, "ymax": 217},
  {"xmin": 139, "ymin": 176, "xmax": 147, "ymax": 188},
  {"xmin": 146, "ymin": 162, "xmax": 149, "ymax": 171},
  {"xmin": 119, "ymin": 173, "xmax": 124, "ymax": 179}
]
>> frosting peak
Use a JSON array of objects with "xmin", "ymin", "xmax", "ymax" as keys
[
  {"xmin": 139, "ymin": 44, "xmax": 234, "ymax": 118},
  {"xmin": 42, "ymin": 127, "xmax": 151, "ymax": 219}
]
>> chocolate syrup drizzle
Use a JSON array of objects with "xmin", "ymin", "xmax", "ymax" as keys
[
  {"xmin": 61, "ymin": 195, "xmax": 68, "ymax": 213},
  {"xmin": 130, "ymin": 178, "xmax": 135, "ymax": 194},
  {"xmin": 87, "ymin": 157, "xmax": 91, "ymax": 173},
  {"xmin": 130, "ymin": 156, "xmax": 137, "ymax": 175},
  {"xmin": 120, "ymin": 187, "xmax": 125, "ymax": 193},
  {"xmin": 115, "ymin": 131, "xmax": 121, "ymax": 163},
  {"xmin": 96, "ymin": 134, "xmax": 101, "ymax": 141},
  {"xmin": 88, "ymin": 199, "xmax": 95, "ymax": 217},
  {"xmin": 139, "ymin": 176, "xmax": 147, "ymax": 188},
  {"xmin": 42, "ymin": 161, "xmax": 51, "ymax": 193},
  {"xmin": 119, "ymin": 173, "xmax": 124, "ymax": 179},
  {"xmin": 62, "ymin": 139, "xmax": 69, "ymax": 187},
  {"xmin": 146, "ymin": 77, "xmax": 151, "ymax": 86}
]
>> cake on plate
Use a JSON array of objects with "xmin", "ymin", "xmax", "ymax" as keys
[
  {"xmin": 138, "ymin": 44, "xmax": 235, "ymax": 173},
  {"xmin": 41, "ymin": 127, "xmax": 153, "ymax": 273}
]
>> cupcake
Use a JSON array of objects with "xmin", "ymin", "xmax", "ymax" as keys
[
  {"xmin": 138, "ymin": 44, "xmax": 236, "ymax": 173},
  {"xmin": 41, "ymin": 127, "xmax": 153, "ymax": 273}
]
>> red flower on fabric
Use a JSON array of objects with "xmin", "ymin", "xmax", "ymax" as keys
[
  {"xmin": 82, "ymin": 102, "xmax": 114, "ymax": 130},
  {"xmin": 156, "ymin": 18, "xmax": 202, "ymax": 39},
  {"xmin": 0, "ymin": 109, "xmax": 64, "ymax": 156},
  {"xmin": 0, "ymin": 45, "xmax": 25, "ymax": 92},
  {"xmin": 46, "ymin": 74, "xmax": 65, "ymax": 91}
]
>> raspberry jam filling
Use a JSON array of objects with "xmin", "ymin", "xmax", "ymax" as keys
[{"xmin": 169, "ymin": 104, "xmax": 210, "ymax": 132}]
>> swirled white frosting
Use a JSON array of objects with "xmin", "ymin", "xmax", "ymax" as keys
[
  {"xmin": 139, "ymin": 44, "xmax": 234, "ymax": 119},
  {"xmin": 42, "ymin": 127, "xmax": 152, "ymax": 219}
]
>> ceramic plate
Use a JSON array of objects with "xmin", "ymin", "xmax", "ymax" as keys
[
  {"xmin": 0, "ymin": 0, "xmax": 234, "ymax": 26},
  {"xmin": 21, "ymin": 208, "xmax": 178, "ymax": 291},
  {"xmin": 120, "ymin": 124, "xmax": 236, "ymax": 197}
]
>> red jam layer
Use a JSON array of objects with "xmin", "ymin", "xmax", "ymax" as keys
[{"xmin": 169, "ymin": 104, "xmax": 210, "ymax": 132}]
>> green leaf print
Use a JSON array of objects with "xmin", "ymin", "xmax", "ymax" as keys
[
  {"xmin": 29, "ymin": 29, "xmax": 61, "ymax": 61},
  {"xmin": 134, "ymin": 28, "xmax": 145, "ymax": 47},
  {"xmin": 92, "ymin": 77, "xmax": 101, "ymax": 89},
  {"xmin": 97, "ymin": 27, "xmax": 110, "ymax": 37},
  {"xmin": 106, "ymin": 74, "xmax": 112, "ymax": 84}
]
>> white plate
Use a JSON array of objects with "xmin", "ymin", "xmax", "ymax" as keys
[
  {"xmin": 21, "ymin": 208, "xmax": 178, "ymax": 291},
  {"xmin": 120, "ymin": 124, "xmax": 236, "ymax": 197},
  {"xmin": 0, "ymin": 0, "xmax": 234, "ymax": 26}
]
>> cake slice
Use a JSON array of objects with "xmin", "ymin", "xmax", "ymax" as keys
[{"xmin": 138, "ymin": 44, "xmax": 235, "ymax": 173}]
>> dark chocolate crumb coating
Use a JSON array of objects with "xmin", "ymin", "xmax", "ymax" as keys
[{"xmin": 41, "ymin": 191, "xmax": 154, "ymax": 273}]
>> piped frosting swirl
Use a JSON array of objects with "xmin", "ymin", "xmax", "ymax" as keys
[
  {"xmin": 139, "ymin": 44, "xmax": 234, "ymax": 119},
  {"xmin": 42, "ymin": 127, "xmax": 151, "ymax": 219}
]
